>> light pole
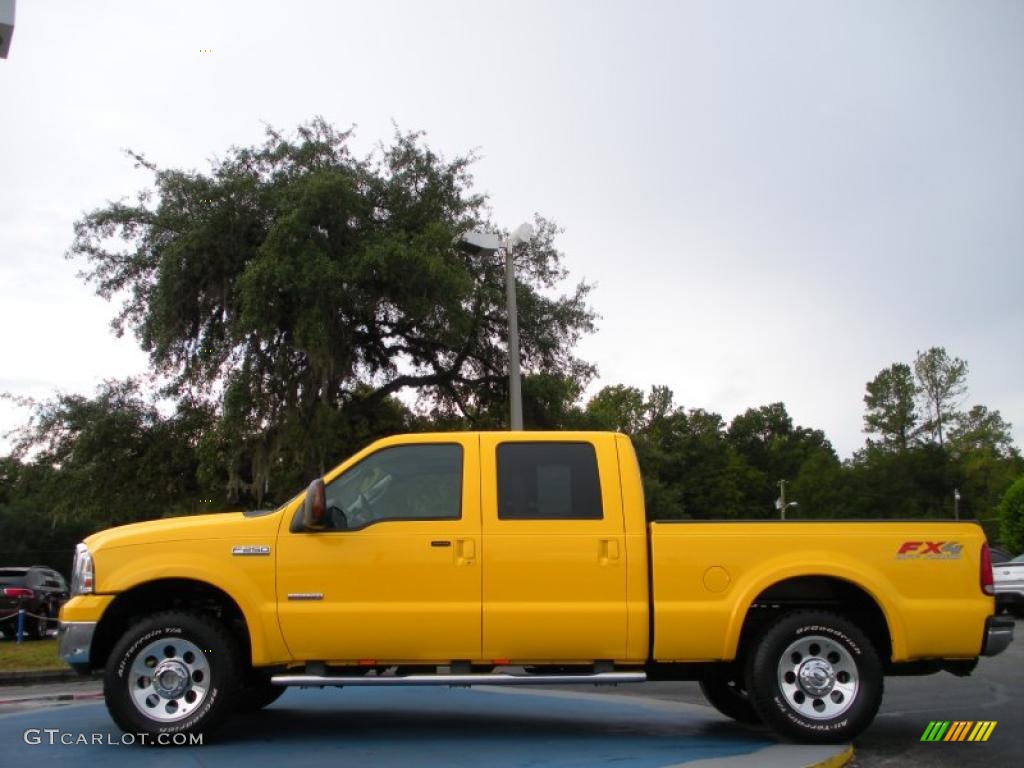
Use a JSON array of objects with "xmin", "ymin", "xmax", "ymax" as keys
[
  {"xmin": 458, "ymin": 222, "xmax": 535, "ymax": 431},
  {"xmin": 0, "ymin": 0, "xmax": 15, "ymax": 59},
  {"xmin": 776, "ymin": 480, "xmax": 798, "ymax": 520}
]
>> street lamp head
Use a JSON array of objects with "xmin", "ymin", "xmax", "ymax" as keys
[
  {"xmin": 457, "ymin": 229, "xmax": 503, "ymax": 256},
  {"xmin": 507, "ymin": 222, "xmax": 535, "ymax": 247}
]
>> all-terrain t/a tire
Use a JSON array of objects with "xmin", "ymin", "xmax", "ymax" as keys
[
  {"xmin": 745, "ymin": 611, "xmax": 883, "ymax": 743},
  {"xmin": 104, "ymin": 611, "xmax": 242, "ymax": 742},
  {"xmin": 698, "ymin": 663, "xmax": 761, "ymax": 724}
]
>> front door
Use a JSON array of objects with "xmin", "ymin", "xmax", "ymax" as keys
[{"xmin": 276, "ymin": 435, "xmax": 481, "ymax": 662}]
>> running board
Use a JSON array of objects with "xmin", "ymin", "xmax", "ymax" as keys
[{"xmin": 270, "ymin": 672, "xmax": 647, "ymax": 687}]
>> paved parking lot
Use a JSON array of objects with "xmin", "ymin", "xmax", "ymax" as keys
[
  {"xmin": 0, "ymin": 617, "xmax": 1018, "ymax": 766},
  {"xmin": 585, "ymin": 616, "xmax": 1024, "ymax": 768},
  {"xmin": 0, "ymin": 683, "xmax": 852, "ymax": 767}
]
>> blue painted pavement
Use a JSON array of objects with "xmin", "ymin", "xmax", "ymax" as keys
[{"xmin": 1, "ymin": 686, "xmax": 775, "ymax": 766}]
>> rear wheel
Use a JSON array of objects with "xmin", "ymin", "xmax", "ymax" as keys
[
  {"xmin": 746, "ymin": 610, "xmax": 883, "ymax": 743},
  {"xmin": 104, "ymin": 611, "xmax": 241, "ymax": 741},
  {"xmin": 698, "ymin": 664, "xmax": 761, "ymax": 724}
]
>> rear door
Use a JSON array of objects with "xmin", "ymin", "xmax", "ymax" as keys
[{"xmin": 479, "ymin": 433, "xmax": 628, "ymax": 661}]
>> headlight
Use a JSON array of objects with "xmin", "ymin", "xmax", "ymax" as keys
[{"xmin": 71, "ymin": 543, "xmax": 94, "ymax": 595}]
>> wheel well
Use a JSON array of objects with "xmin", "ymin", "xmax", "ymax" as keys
[
  {"xmin": 737, "ymin": 576, "xmax": 892, "ymax": 664},
  {"xmin": 91, "ymin": 579, "xmax": 251, "ymax": 671}
]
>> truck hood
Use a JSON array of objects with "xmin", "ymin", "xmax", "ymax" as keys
[{"xmin": 84, "ymin": 510, "xmax": 283, "ymax": 552}]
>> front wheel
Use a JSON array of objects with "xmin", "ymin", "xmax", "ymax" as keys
[
  {"xmin": 104, "ymin": 611, "xmax": 241, "ymax": 741},
  {"xmin": 746, "ymin": 611, "xmax": 883, "ymax": 743}
]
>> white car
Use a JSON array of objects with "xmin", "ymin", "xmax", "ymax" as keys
[{"xmin": 994, "ymin": 554, "xmax": 1024, "ymax": 617}]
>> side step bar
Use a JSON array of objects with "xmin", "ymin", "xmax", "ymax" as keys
[{"xmin": 271, "ymin": 672, "xmax": 647, "ymax": 687}]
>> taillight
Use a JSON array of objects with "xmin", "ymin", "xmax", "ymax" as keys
[
  {"xmin": 980, "ymin": 542, "xmax": 995, "ymax": 596},
  {"xmin": 2, "ymin": 587, "xmax": 33, "ymax": 599}
]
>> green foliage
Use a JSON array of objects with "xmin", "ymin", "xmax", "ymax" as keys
[
  {"xmin": 583, "ymin": 385, "xmax": 652, "ymax": 434},
  {"xmin": 863, "ymin": 363, "xmax": 918, "ymax": 450},
  {"xmin": 578, "ymin": 391, "xmax": 837, "ymax": 521},
  {"xmin": 5, "ymin": 381, "xmax": 212, "ymax": 528},
  {"xmin": 914, "ymin": 347, "xmax": 968, "ymax": 448},
  {"xmin": 581, "ymin": 385, "xmax": 736, "ymax": 519},
  {"xmin": 855, "ymin": 350, "xmax": 1021, "ymax": 526},
  {"xmin": 948, "ymin": 406, "xmax": 1017, "ymax": 459},
  {"xmin": 844, "ymin": 444, "xmax": 955, "ymax": 518},
  {"xmin": 997, "ymin": 476, "xmax": 1024, "ymax": 553},
  {"xmin": 521, "ymin": 374, "xmax": 587, "ymax": 431},
  {"xmin": 67, "ymin": 118, "xmax": 596, "ymax": 504},
  {"xmin": 3, "ymin": 388, "xmax": 164, "ymax": 568},
  {"xmin": 726, "ymin": 403, "xmax": 836, "ymax": 518},
  {"xmin": 790, "ymin": 451, "xmax": 846, "ymax": 519}
]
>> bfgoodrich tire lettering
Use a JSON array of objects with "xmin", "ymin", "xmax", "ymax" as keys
[
  {"xmin": 104, "ymin": 611, "xmax": 241, "ymax": 741},
  {"xmin": 746, "ymin": 610, "xmax": 883, "ymax": 743}
]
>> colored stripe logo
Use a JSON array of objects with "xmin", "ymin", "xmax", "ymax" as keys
[{"xmin": 920, "ymin": 721, "xmax": 997, "ymax": 742}]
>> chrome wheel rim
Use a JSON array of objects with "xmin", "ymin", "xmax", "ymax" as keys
[
  {"xmin": 129, "ymin": 637, "xmax": 210, "ymax": 722},
  {"xmin": 777, "ymin": 634, "xmax": 858, "ymax": 720}
]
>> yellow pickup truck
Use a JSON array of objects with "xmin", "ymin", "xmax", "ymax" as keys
[{"xmin": 58, "ymin": 431, "xmax": 1013, "ymax": 744}]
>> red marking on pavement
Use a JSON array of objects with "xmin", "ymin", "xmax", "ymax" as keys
[{"xmin": 0, "ymin": 692, "xmax": 103, "ymax": 706}]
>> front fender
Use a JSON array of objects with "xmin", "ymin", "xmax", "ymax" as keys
[{"xmin": 95, "ymin": 542, "xmax": 289, "ymax": 665}]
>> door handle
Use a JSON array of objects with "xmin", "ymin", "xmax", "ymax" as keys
[
  {"xmin": 456, "ymin": 538, "xmax": 476, "ymax": 565},
  {"xmin": 430, "ymin": 540, "xmax": 452, "ymax": 548},
  {"xmin": 599, "ymin": 539, "xmax": 620, "ymax": 564}
]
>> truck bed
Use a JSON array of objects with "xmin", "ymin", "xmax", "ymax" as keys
[{"xmin": 648, "ymin": 520, "xmax": 990, "ymax": 663}]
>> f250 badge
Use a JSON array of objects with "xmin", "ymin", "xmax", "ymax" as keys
[{"xmin": 896, "ymin": 541, "xmax": 963, "ymax": 560}]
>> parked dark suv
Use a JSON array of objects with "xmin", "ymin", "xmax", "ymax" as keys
[{"xmin": 0, "ymin": 566, "xmax": 69, "ymax": 640}]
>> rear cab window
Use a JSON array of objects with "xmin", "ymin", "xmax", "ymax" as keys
[{"xmin": 497, "ymin": 442, "xmax": 603, "ymax": 520}]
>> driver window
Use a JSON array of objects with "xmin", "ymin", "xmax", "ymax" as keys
[{"xmin": 323, "ymin": 444, "xmax": 463, "ymax": 530}]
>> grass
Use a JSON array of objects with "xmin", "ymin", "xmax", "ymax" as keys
[{"xmin": 0, "ymin": 638, "xmax": 69, "ymax": 672}]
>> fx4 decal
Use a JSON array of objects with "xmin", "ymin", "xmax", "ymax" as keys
[{"xmin": 896, "ymin": 541, "xmax": 963, "ymax": 560}]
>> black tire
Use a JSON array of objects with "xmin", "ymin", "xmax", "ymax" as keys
[
  {"xmin": 699, "ymin": 663, "xmax": 761, "ymax": 724},
  {"xmin": 237, "ymin": 671, "xmax": 286, "ymax": 712},
  {"xmin": 31, "ymin": 607, "xmax": 49, "ymax": 640},
  {"xmin": 745, "ymin": 610, "xmax": 883, "ymax": 743},
  {"xmin": 104, "ymin": 611, "xmax": 242, "ymax": 742}
]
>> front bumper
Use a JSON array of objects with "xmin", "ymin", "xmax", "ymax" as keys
[
  {"xmin": 980, "ymin": 615, "xmax": 1014, "ymax": 656},
  {"xmin": 58, "ymin": 621, "xmax": 97, "ymax": 674}
]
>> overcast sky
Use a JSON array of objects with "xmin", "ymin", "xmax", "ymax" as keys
[{"xmin": 1, "ymin": 0, "xmax": 1022, "ymax": 458}]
